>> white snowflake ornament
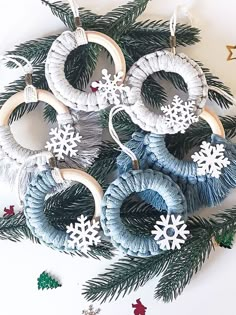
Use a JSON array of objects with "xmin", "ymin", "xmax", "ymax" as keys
[
  {"xmin": 91, "ymin": 69, "xmax": 130, "ymax": 105},
  {"xmin": 45, "ymin": 124, "xmax": 82, "ymax": 160},
  {"xmin": 66, "ymin": 214, "xmax": 101, "ymax": 253},
  {"xmin": 161, "ymin": 95, "xmax": 199, "ymax": 134},
  {"xmin": 82, "ymin": 305, "xmax": 101, "ymax": 315},
  {"xmin": 191, "ymin": 141, "xmax": 230, "ymax": 178},
  {"xmin": 152, "ymin": 215, "xmax": 190, "ymax": 250}
]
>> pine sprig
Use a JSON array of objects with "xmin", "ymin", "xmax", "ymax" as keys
[
  {"xmin": 6, "ymin": 35, "xmax": 57, "ymax": 65},
  {"xmin": 0, "ymin": 213, "xmax": 39, "ymax": 243},
  {"xmin": 95, "ymin": 0, "xmax": 151, "ymax": 38},
  {"xmin": 83, "ymin": 208, "xmax": 236, "ymax": 303}
]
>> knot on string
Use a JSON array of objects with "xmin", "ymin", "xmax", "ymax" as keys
[{"xmin": 109, "ymin": 105, "xmax": 139, "ymax": 169}]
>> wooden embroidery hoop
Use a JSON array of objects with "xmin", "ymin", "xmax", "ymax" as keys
[
  {"xmin": 45, "ymin": 30, "xmax": 126, "ymax": 112},
  {"xmin": 0, "ymin": 89, "xmax": 69, "ymax": 126},
  {"xmin": 57, "ymin": 168, "xmax": 103, "ymax": 219},
  {"xmin": 200, "ymin": 107, "xmax": 225, "ymax": 138}
]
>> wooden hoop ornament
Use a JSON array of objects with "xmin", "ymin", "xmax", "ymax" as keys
[
  {"xmin": 0, "ymin": 89, "xmax": 69, "ymax": 126},
  {"xmin": 24, "ymin": 167, "xmax": 104, "ymax": 251},
  {"xmin": 0, "ymin": 89, "xmax": 71, "ymax": 185},
  {"xmin": 45, "ymin": 30, "xmax": 126, "ymax": 112},
  {"xmin": 123, "ymin": 50, "xmax": 209, "ymax": 134}
]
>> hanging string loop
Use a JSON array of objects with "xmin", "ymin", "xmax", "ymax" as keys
[{"xmin": 109, "ymin": 105, "xmax": 139, "ymax": 170}]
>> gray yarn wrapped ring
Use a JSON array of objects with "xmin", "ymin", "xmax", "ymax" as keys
[
  {"xmin": 123, "ymin": 50, "xmax": 208, "ymax": 134},
  {"xmin": 101, "ymin": 169, "xmax": 187, "ymax": 257},
  {"xmin": 46, "ymin": 30, "xmax": 126, "ymax": 111}
]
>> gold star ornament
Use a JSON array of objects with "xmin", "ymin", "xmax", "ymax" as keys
[{"xmin": 226, "ymin": 45, "xmax": 236, "ymax": 61}]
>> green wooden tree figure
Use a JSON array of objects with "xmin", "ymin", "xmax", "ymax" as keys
[{"xmin": 37, "ymin": 271, "xmax": 62, "ymax": 290}]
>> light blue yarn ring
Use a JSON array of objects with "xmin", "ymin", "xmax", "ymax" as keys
[
  {"xmin": 24, "ymin": 168, "xmax": 103, "ymax": 251},
  {"xmin": 101, "ymin": 169, "xmax": 187, "ymax": 257}
]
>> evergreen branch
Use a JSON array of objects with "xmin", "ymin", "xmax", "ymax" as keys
[
  {"xmin": 0, "ymin": 213, "xmax": 38, "ymax": 243},
  {"xmin": 95, "ymin": 0, "xmax": 151, "ymax": 38},
  {"xmin": 122, "ymin": 21, "xmax": 200, "ymax": 55},
  {"xmin": 83, "ymin": 208, "xmax": 236, "ymax": 303},
  {"xmin": 41, "ymin": 0, "xmax": 99, "ymax": 30},
  {"xmin": 83, "ymin": 254, "xmax": 170, "ymax": 303},
  {"xmin": 6, "ymin": 35, "xmax": 57, "ymax": 65}
]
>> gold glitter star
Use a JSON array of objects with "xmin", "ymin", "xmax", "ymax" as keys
[{"xmin": 226, "ymin": 45, "xmax": 236, "ymax": 61}]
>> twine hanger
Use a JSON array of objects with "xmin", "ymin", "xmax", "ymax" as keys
[
  {"xmin": 109, "ymin": 105, "xmax": 139, "ymax": 170},
  {"xmin": 169, "ymin": 5, "xmax": 193, "ymax": 54},
  {"xmin": 0, "ymin": 55, "xmax": 38, "ymax": 103}
]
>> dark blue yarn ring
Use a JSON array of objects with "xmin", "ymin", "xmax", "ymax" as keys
[{"xmin": 101, "ymin": 169, "xmax": 187, "ymax": 257}]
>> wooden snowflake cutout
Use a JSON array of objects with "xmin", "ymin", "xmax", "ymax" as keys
[
  {"xmin": 45, "ymin": 124, "xmax": 82, "ymax": 160},
  {"xmin": 161, "ymin": 95, "xmax": 199, "ymax": 134},
  {"xmin": 82, "ymin": 305, "xmax": 101, "ymax": 315},
  {"xmin": 66, "ymin": 215, "xmax": 101, "ymax": 253},
  {"xmin": 152, "ymin": 215, "xmax": 189, "ymax": 250},
  {"xmin": 91, "ymin": 69, "xmax": 130, "ymax": 105},
  {"xmin": 191, "ymin": 141, "xmax": 230, "ymax": 178}
]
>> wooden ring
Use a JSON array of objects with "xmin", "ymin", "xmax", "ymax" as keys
[
  {"xmin": 0, "ymin": 89, "xmax": 69, "ymax": 126},
  {"xmin": 45, "ymin": 30, "xmax": 126, "ymax": 112},
  {"xmin": 200, "ymin": 107, "xmax": 225, "ymax": 138},
  {"xmin": 60, "ymin": 168, "xmax": 103, "ymax": 220}
]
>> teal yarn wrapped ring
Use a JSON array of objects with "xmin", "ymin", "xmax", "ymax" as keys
[{"xmin": 101, "ymin": 169, "xmax": 187, "ymax": 257}]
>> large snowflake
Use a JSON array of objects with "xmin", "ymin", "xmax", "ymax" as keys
[
  {"xmin": 66, "ymin": 215, "xmax": 101, "ymax": 253},
  {"xmin": 191, "ymin": 141, "xmax": 230, "ymax": 178},
  {"xmin": 161, "ymin": 95, "xmax": 199, "ymax": 134},
  {"xmin": 45, "ymin": 124, "xmax": 82, "ymax": 160},
  {"xmin": 91, "ymin": 69, "xmax": 130, "ymax": 105},
  {"xmin": 82, "ymin": 305, "xmax": 101, "ymax": 315},
  {"xmin": 152, "ymin": 215, "xmax": 189, "ymax": 250}
]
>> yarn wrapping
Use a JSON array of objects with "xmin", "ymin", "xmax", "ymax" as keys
[
  {"xmin": 117, "ymin": 132, "xmax": 236, "ymax": 213},
  {"xmin": 101, "ymin": 169, "xmax": 187, "ymax": 257},
  {"xmin": 122, "ymin": 50, "xmax": 208, "ymax": 134}
]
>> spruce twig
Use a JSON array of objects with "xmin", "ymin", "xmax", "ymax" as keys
[{"xmin": 83, "ymin": 208, "xmax": 236, "ymax": 303}]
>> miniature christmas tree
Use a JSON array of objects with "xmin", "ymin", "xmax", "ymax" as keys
[{"xmin": 37, "ymin": 271, "xmax": 61, "ymax": 290}]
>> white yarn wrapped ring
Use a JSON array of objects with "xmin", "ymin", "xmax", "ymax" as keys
[
  {"xmin": 123, "ymin": 50, "xmax": 208, "ymax": 134},
  {"xmin": 45, "ymin": 30, "xmax": 126, "ymax": 112}
]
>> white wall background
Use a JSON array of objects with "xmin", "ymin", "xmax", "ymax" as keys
[{"xmin": 0, "ymin": 1, "xmax": 236, "ymax": 314}]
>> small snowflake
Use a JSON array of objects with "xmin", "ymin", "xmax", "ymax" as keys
[
  {"xmin": 82, "ymin": 305, "xmax": 101, "ymax": 315},
  {"xmin": 45, "ymin": 124, "xmax": 82, "ymax": 160},
  {"xmin": 191, "ymin": 141, "xmax": 230, "ymax": 178},
  {"xmin": 91, "ymin": 69, "xmax": 130, "ymax": 105},
  {"xmin": 161, "ymin": 95, "xmax": 199, "ymax": 134},
  {"xmin": 66, "ymin": 215, "xmax": 101, "ymax": 253},
  {"xmin": 152, "ymin": 215, "xmax": 190, "ymax": 250}
]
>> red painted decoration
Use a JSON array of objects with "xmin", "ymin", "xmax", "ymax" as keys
[
  {"xmin": 132, "ymin": 299, "xmax": 147, "ymax": 315},
  {"xmin": 90, "ymin": 81, "xmax": 99, "ymax": 92},
  {"xmin": 3, "ymin": 205, "xmax": 15, "ymax": 217}
]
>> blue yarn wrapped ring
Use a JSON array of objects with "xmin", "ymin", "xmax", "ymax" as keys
[
  {"xmin": 24, "ymin": 168, "xmax": 103, "ymax": 251},
  {"xmin": 101, "ymin": 169, "xmax": 187, "ymax": 257}
]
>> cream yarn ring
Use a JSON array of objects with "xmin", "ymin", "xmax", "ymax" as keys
[
  {"xmin": 24, "ymin": 168, "xmax": 104, "ymax": 251},
  {"xmin": 123, "ymin": 50, "xmax": 208, "ymax": 134},
  {"xmin": 0, "ymin": 89, "xmax": 69, "ymax": 126},
  {"xmin": 45, "ymin": 30, "xmax": 126, "ymax": 111}
]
